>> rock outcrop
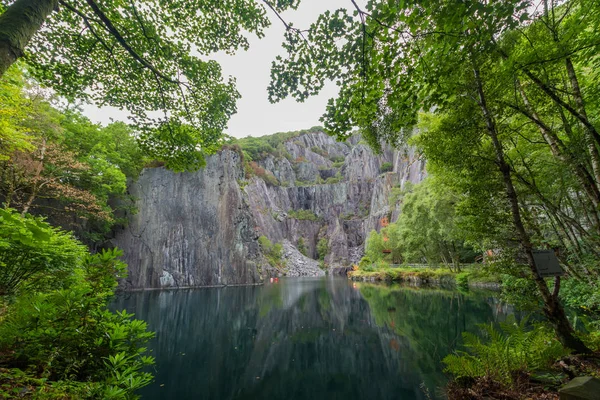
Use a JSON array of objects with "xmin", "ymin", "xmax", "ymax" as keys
[
  {"xmin": 244, "ymin": 132, "xmax": 425, "ymax": 268},
  {"xmin": 113, "ymin": 131, "xmax": 426, "ymax": 289},
  {"xmin": 112, "ymin": 150, "xmax": 263, "ymax": 289}
]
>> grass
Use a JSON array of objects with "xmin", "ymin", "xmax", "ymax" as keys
[{"xmin": 349, "ymin": 266, "xmax": 500, "ymax": 287}]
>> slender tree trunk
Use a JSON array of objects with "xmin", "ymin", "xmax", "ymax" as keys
[
  {"xmin": 517, "ymin": 81, "xmax": 600, "ymax": 214},
  {"xmin": 564, "ymin": 57, "xmax": 600, "ymax": 187},
  {"xmin": 21, "ymin": 138, "xmax": 46, "ymax": 216},
  {"xmin": 0, "ymin": 0, "xmax": 58, "ymax": 77},
  {"xmin": 2, "ymin": 163, "xmax": 15, "ymax": 208},
  {"xmin": 522, "ymin": 68, "xmax": 600, "ymax": 148},
  {"xmin": 473, "ymin": 66, "xmax": 590, "ymax": 354}
]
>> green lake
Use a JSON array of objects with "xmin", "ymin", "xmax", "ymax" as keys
[{"xmin": 113, "ymin": 277, "xmax": 514, "ymax": 400}]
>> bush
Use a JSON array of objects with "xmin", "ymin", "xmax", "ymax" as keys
[
  {"xmin": 443, "ymin": 316, "xmax": 569, "ymax": 387},
  {"xmin": 456, "ymin": 272, "xmax": 470, "ymax": 289},
  {"xmin": 380, "ymin": 162, "xmax": 393, "ymax": 173},
  {"xmin": 560, "ymin": 277, "xmax": 600, "ymax": 313},
  {"xmin": 0, "ymin": 249, "xmax": 155, "ymax": 398},
  {"xmin": 500, "ymin": 274, "xmax": 541, "ymax": 311},
  {"xmin": 258, "ymin": 236, "xmax": 285, "ymax": 269},
  {"xmin": 297, "ymin": 237, "xmax": 308, "ymax": 256},
  {"xmin": 358, "ymin": 257, "xmax": 372, "ymax": 269},
  {"xmin": 245, "ymin": 161, "xmax": 279, "ymax": 186},
  {"xmin": 311, "ymin": 146, "xmax": 328, "ymax": 157},
  {"xmin": 0, "ymin": 209, "xmax": 86, "ymax": 296},
  {"xmin": 287, "ymin": 209, "xmax": 320, "ymax": 221},
  {"xmin": 317, "ymin": 238, "xmax": 329, "ymax": 261}
]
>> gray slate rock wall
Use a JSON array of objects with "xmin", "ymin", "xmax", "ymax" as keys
[
  {"xmin": 115, "ymin": 131, "xmax": 426, "ymax": 289},
  {"xmin": 245, "ymin": 132, "xmax": 426, "ymax": 268},
  {"xmin": 113, "ymin": 150, "xmax": 263, "ymax": 289}
]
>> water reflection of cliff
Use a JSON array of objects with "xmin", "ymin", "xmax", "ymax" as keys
[{"xmin": 113, "ymin": 278, "xmax": 512, "ymax": 400}]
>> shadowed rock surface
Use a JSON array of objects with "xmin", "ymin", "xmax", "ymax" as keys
[{"xmin": 112, "ymin": 150, "xmax": 263, "ymax": 289}]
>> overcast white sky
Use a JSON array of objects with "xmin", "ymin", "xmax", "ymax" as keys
[{"xmin": 81, "ymin": 0, "xmax": 354, "ymax": 139}]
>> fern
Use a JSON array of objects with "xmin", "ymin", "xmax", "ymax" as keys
[{"xmin": 443, "ymin": 315, "xmax": 569, "ymax": 387}]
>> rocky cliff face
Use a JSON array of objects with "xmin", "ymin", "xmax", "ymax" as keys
[
  {"xmin": 112, "ymin": 150, "xmax": 263, "ymax": 289},
  {"xmin": 113, "ymin": 131, "xmax": 425, "ymax": 289},
  {"xmin": 245, "ymin": 132, "xmax": 425, "ymax": 268}
]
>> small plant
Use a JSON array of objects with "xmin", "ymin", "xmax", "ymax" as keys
[
  {"xmin": 246, "ymin": 161, "xmax": 279, "ymax": 186},
  {"xmin": 380, "ymin": 162, "xmax": 393, "ymax": 173},
  {"xmin": 443, "ymin": 316, "xmax": 569, "ymax": 387},
  {"xmin": 297, "ymin": 237, "xmax": 308, "ymax": 256},
  {"xmin": 287, "ymin": 209, "xmax": 320, "ymax": 221},
  {"xmin": 317, "ymin": 238, "xmax": 329, "ymax": 261},
  {"xmin": 311, "ymin": 146, "xmax": 328, "ymax": 157},
  {"xmin": 456, "ymin": 272, "xmax": 470, "ymax": 289},
  {"xmin": 359, "ymin": 257, "xmax": 372, "ymax": 269}
]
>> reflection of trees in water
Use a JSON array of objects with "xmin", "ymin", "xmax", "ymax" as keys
[
  {"xmin": 112, "ymin": 279, "xmax": 510, "ymax": 400},
  {"xmin": 357, "ymin": 284, "xmax": 513, "ymax": 393}
]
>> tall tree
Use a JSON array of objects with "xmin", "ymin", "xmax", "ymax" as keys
[
  {"xmin": 269, "ymin": 0, "xmax": 596, "ymax": 352},
  {"xmin": 0, "ymin": 0, "xmax": 300, "ymax": 169}
]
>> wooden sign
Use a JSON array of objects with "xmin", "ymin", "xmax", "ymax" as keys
[{"xmin": 532, "ymin": 250, "xmax": 564, "ymax": 278}]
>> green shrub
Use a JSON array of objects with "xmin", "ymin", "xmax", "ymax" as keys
[
  {"xmin": 380, "ymin": 162, "xmax": 393, "ymax": 173},
  {"xmin": 287, "ymin": 209, "xmax": 320, "ymax": 221},
  {"xmin": 456, "ymin": 272, "xmax": 470, "ymax": 289},
  {"xmin": 245, "ymin": 161, "xmax": 279, "ymax": 186},
  {"xmin": 311, "ymin": 146, "xmax": 328, "ymax": 157},
  {"xmin": 330, "ymin": 155, "xmax": 345, "ymax": 163},
  {"xmin": 324, "ymin": 176, "xmax": 343, "ymax": 184},
  {"xmin": 560, "ymin": 277, "xmax": 600, "ymax": 313},
  {"xmin": 0, "ymin": 209, "xmax": 86, "ymax": 296},
  {"xmin": 500, "ymin": 274, "xmax": 541, "ymax": 311},
  {"xmin": 358, "ymin": 257, "xmax": 372, "ymax": 269},
  {"xmin": 0, "ymin": 249, "xmax": 155, "ymax": 398},
  {"xmin": 297, "ymin": 237, "xmax": 308, "ymax": 256},
  {"xmin": 443, "ymin": 316, "xmax": 568, "ymax": 387},
  {"xmin": 258, "ymin": 236, "xmax": 285, "ymax": 269},
  {"xmin": 317, "ymin": 238, "xmax": 329, "ymax": 261}
]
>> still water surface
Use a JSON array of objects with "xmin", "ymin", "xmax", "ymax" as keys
[{"xmin": 113, "ymin": 277, "xmax": 512, "ymax": 400}]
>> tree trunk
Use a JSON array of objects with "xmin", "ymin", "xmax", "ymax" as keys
[
  {"xmin": 21, "ymin": 138, "xmax": 46, "ymax": 216},
  {"xmin": 564, "ymin": 57, "xmax": 600, "ymax": 187},
  {"xmin": 473, "ymin": 66, "xmax": 590, "ymax": 354},
  {"xmin": 0, "ymin": 0, "xmax": 58, "ymax": 77},
  {"xmin": 517, "ymin": 81, "xmax": 600, "ymax": 214}
]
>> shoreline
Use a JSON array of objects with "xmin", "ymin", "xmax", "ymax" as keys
[{"xmin": 348, "ymin": 268, "xmax": 501, "ymax": 290}]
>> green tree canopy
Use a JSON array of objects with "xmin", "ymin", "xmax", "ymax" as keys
[{"xmin": 0, "ymin": 0, "xmax": 300, "ymax": 170}]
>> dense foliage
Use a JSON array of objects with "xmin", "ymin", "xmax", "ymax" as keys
[
  {"xmin": 443, "ymin": 317, "xmax": 569, "ymax": 386},
  {"xmin": 0, "ymin": 66, "xmax": 146, "ymax": 244},
  {"xmin": 365, "ymin": 179, "xmax": 476, "ymax": 269},
  {"xmin": 0, "ymin": 209, "xmax": 154, "ymax": 399},
  {"xmin": 0, "ymin": 208, "xmax": 85, "ymax": 295},
  {"xmin": 0, "ymin": 0, "xmax": 306, "ymax": 170},
  {"xmin": 270, "ymin": 0, "xmax": 600, "ymax": 354},
  {"xmin": 258, "ymin": 235, "xmax": 285, "ymax": 270}
]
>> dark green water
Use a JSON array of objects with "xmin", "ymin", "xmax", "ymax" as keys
[{"xmin": 113, "ymin": 277, "xmax": 513, "ymax": 400}]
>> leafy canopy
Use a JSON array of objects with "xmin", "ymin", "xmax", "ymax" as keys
[{"xmin": 2, "ymin": 0, "xmax": 301, "ymax": 170}]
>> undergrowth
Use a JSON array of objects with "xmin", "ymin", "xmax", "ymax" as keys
[{"xmin": 443, "ymin": 316, "xmax": 569, "ymax": 387}]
